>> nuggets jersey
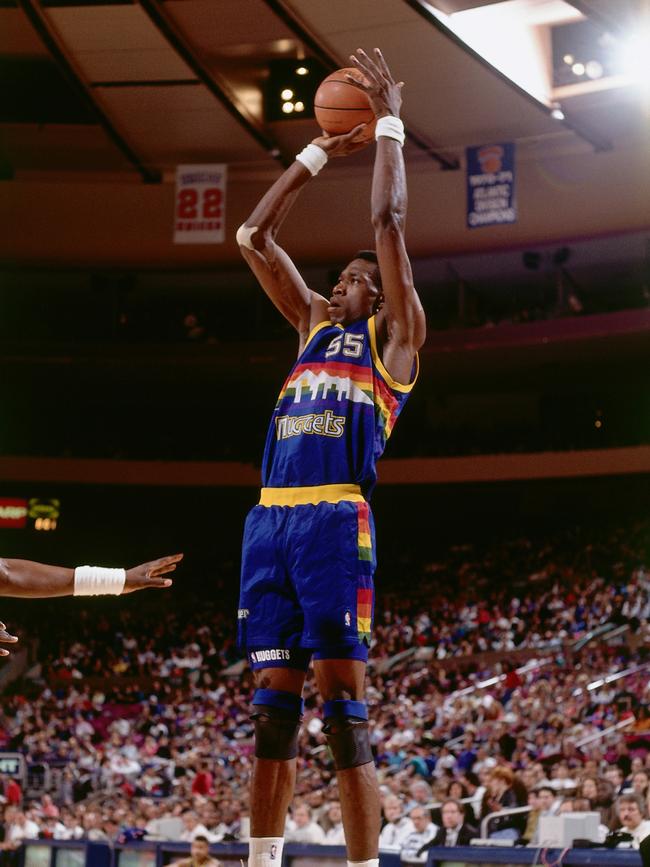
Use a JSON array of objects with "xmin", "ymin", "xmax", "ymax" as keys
[{"xmin": 261, "ymin": 315, "xmax": 417, "ymax": 499}]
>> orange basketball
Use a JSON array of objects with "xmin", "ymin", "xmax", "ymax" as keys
[{"xmin": 314, "ymin": 67, "xmax": 376, "ymax": 140}]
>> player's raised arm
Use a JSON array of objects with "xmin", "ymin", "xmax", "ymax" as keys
[
  {"xmin": 348, "ymin": 49, "xmax": 426, "ymax": 384},
  {"xmin": 236, "ymin": 126, "xmax": 370, "ymax": 349}
]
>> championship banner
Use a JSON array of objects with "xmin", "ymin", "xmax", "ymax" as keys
[
  {"xmin": 174, "ymin": 164, "xmax": 227, "ymax": 244},
  {"xmin": 466, "ymin": 143, "xmax": 516, "ymax": 228}
]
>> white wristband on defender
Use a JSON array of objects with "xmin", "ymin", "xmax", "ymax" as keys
[
  {"xmin": 74, "ymin": 565, "xmax": 126, "ymax": 596},
  {"xmin": 375, "ymin": 115, "xmax": 405, "ymax": 146},
  {"xmin": 295, "ymin": 144, "xmax": 328, "ymax": 176}
]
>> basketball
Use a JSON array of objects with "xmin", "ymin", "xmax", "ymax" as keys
[{"xmin": 314, "ymin": 67, "xmax": 376, "ymax": 140}]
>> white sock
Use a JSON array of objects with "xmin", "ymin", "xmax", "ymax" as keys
[
  {"xmin": 248, "ymin": 837, "xmax": 285, "ymax": 867},
  {"xmin": 348, "ymin": 861, "xmax": 379, "ymax": 867}
]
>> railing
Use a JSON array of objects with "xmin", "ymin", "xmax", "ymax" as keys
[
  {"xmin": 480, "ymin": 804, "xmax": 532, "ymax": 839},
  {"xmin": 25, "ymin": 762, "xmax": 51, "ymax": 799},
  {"xmin": 576, "ymin": 716, "xmax": 636, "ymax": 749},
  {"xmin": 17, "ymin": 838, "xmax": 644, "ymax": 867}
]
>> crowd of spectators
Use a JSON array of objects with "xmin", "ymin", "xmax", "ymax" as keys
[{"xmin": 0, "ymin": 521, "xmax": 648, "ymax": 856}]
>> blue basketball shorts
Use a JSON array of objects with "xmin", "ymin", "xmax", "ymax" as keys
[{"xmin": 237, "ymin": 486, "xmax": 376, "ymax": 671}]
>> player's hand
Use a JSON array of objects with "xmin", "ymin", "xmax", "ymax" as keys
[
  {"xmin": 0, "ymin": 621, "xmax": 19, "ymax": 657},
  {"xmin": 311, "ymin": 125, "xmax": 371, "ymax": 158},
  {"xmin": 123, "ymin": 553, "xmax": 183, "ymax": 593},
  {"xmin": 347, "ymin": 48, "xmax": 403, "ymax": 119}
]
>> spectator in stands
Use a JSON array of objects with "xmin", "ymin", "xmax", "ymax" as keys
[
  {"xmin": 179, "ymin": 811, "xmax": 214, "ymax": 843},
  {"xmin": 481, "ymin": 767, "xmax": 526, "ymax": 841},
  {"xmin": 459, "ymin": 771, "xmax": 484, "ymax": 823},
  {"xmin": 400, "ymin": 807, "xmax": 437, "ymax": 863},
  {"xmin": 612, "ymin": 794, "xmax": 650, "ymax": 849},
  {"xmin": 527, "ymin": 786, "xmax": 558, "ymax": 845},
  {"xmin": 550, "ymin": 762, "xmax": 577, "ymax": 792},
  {"xmin": 172, "ymin": 835, "xmax": 221, "ymax": 867},
  {"xmin": 3, "ymin": 809, "xmax": 39, "ymax": 846},
  {"xmin": 0, "ymin": 780, "xmax": 20, "ymax": 809},
  {"xmin": 632, "ymin": 771, "xmax": 649, "ymax": 797},
  {"xmin": 323, "ymin": 802, "xmax": 345, "ymax": 845},
  {"xmin": 605, "ymin": 765, "xmax": 627, "ymax": 797},
  {"xmin": 419, "ymin": 799, "xmax": 477, "ymax": 850},
  {"xmin": 379, "ymin": 795, "xmax": 414, "ymax": 851},
  {"xmin": 285, "ymin": 803, "xmax": 325, "ymax": 844},
  {"xmin": 456, "ymin": 735, "xmax": 477, "ymax": 774},
  {"xmin": 406, "ymin": 781, "xmax": 433, "ymax": 810},
  {"xmin": 191, "ymin": 762, "xmax": 214, "ymax": 797}
]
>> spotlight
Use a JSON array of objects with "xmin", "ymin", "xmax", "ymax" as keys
[
  {"xmin": 585, "ymin": 60, "xmax": 603, "ymax": 80},
  {"xmin": 263, "ymin": 57, "xmax": 328, "ymax": 122},
  {"xmin": 571, "ymin": 62, "xmax": 585, "ymax": 76},
  {"xmin": 617, "ymin": 29, "xmax": 650, "ymax": 88}
]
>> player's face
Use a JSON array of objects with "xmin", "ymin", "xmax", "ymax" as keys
[
  {"xmin": 190, "ymin": 839, "xmax": 210, "ymax": 862},
  {"xmin": 328, "ymin": 259, "xmax": 381, "ymax": 326}
]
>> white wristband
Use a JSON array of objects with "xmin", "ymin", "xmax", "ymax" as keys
[
  {"xmin": 375, "ymin": 115, "xmax": 405, "ymax": 146},
  {"xmin": 295, "ymin": 144, "xmax": 328, "ymax": 176},
  {"xmin": 74, "ymin": 566, "xmax": 126, "ymax": 596}
]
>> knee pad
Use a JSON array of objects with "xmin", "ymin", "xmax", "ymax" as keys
[
  {"xmin": 251, "ymin": 689, "xmax": 303, "ymax": 761},
  {"xmin": 323, "ymin": 699, "xmax": 373, "ymax": 770}
]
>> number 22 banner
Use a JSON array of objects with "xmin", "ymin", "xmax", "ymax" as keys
[{"xmin": 174, "ymin": 164, "xmax": 227, "ymax": 244}]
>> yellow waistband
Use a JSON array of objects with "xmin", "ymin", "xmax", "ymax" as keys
[{"xmin": 259, "ymin": 484, "xmax": 364, "ymax": 507}]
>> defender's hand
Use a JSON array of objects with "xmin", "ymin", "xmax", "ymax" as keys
[
  {"xmin": 123, "ymin": 553, "xmax": 183, "ymax": 593},
  {"xmin": 311, "ymin": 124, "xmax": 370, "ymax": 158},
  {"xmin": 0, "ymin": 621, "xmax": 18, "ymax": 657},
  {"xmin": 347, "ymin": 48, "xmax": 403, "ymax": 119}
]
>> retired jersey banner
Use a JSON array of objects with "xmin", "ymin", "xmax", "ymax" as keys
[
  {"xmin": 466, "ymin": 143, "xmax": 516, "ymax": 228},
  {"xmin": 174, "ymin": 164, "xmax": 227, "ymax": 244}
]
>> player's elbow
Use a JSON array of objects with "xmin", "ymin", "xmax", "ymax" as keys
[
  {"xmin": 236, "ymin": 223, "xmax": 274, "ymax": 255},
  {"xmin": 371, "ymin": 207, "xmax": 406, "ymax": 236}
]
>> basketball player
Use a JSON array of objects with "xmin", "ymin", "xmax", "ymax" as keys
[
  {"xmin": 236, "ymin": 49, "xmax": 425, "ymax": 867},
  {"xmin": 0, "ymin": 552, "xmax": 183, "ymax": 654}
]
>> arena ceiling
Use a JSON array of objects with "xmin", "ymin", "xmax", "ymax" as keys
[{"xmin": 1, "ymin": 0, "xmax": 649, "ymax": 265}]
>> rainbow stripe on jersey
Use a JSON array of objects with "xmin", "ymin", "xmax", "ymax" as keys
[{"xmin": 261, "ymin": 316, "xmax": 417, "ymax": 499}]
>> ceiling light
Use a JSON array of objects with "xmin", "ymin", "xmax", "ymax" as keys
[
  {"xmin": 296, "ymin": 66, "xmax": 308, "ymax": 75},
  {"xmin": 571, "ymin": 62, "xmax": 585, "ymax": 76},
  {"xmin": 585, "ymin": 60, "xmax": 603, "ymax": 80},
  {"xmin": 550, "ymin": 105, "xmax": 565, "ymax": 120},
  {"xmin": 563, "ymin": 54, "xmax": 574, "ymax": 65},
  {"xmin": 294, "ymin": 101, "xmax": 304, "ymax": 112},
  {"xmin": 281, "ymin": 88, "xmax": 294, "ymax": 100},
  {"xmin": 282, "ymin": 101, "xmax": 294, "ymax": 114},
  {"xmin": 617, "ymin": 28, "xmax": 650, "ymax": 89}
]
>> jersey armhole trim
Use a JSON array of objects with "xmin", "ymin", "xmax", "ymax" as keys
[
  {"xmin": 303, "ymin": 320, "xmax": 339, "ymax": 352},
  {"xmin": 368, "ymin": 316, "xmax": 419, "ymax": 393}
]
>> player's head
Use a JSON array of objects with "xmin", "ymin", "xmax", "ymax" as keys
[
  {"xmin": 328, "ymin": 250, "xmax": 383, "ymax": 326},
  {"xmin": 190, "ymin": 836, "xmax": 211, "ymax": 863}
]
